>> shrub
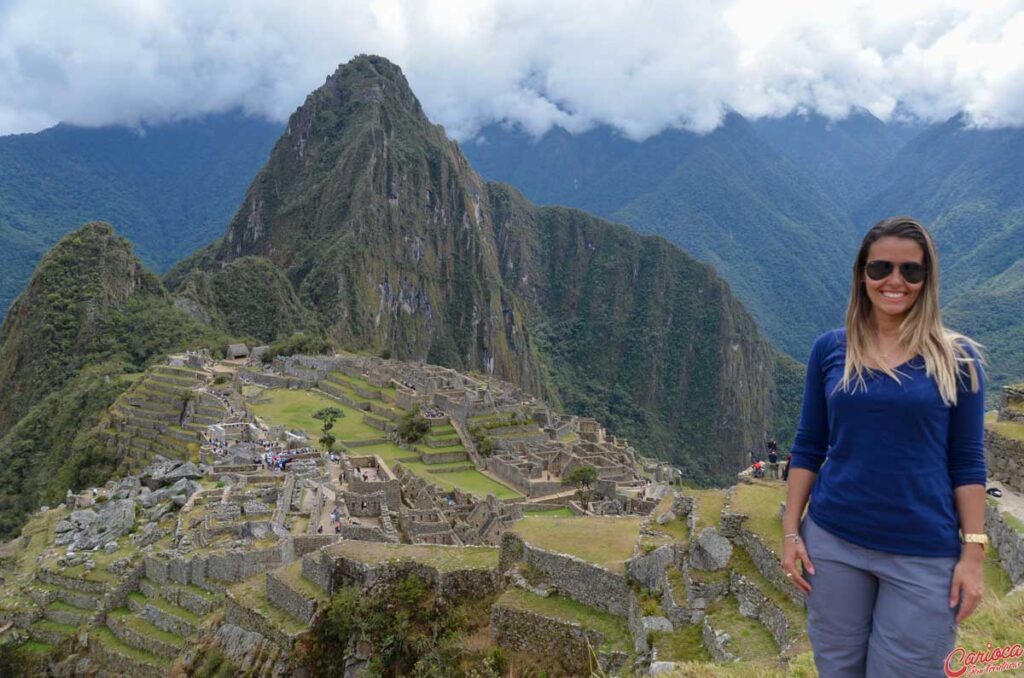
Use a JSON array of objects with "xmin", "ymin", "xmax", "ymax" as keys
[{"xmin": 397, "ymin": 412, "xmax": 431, "ymax": 444}]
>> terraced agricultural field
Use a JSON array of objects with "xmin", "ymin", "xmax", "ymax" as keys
[
  {"xmin": 511, "ymin": 515, "xmax": 643, "ymax": 573},
  {"xmin": 249, "ymin": 389, "xmax": 520, "ymax": 500}
]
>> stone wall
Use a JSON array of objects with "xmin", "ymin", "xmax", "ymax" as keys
[
  {"xmin": 702, "ymin": 617, "xmax": 738, "ymax": 662},
  {"xmin": 224, "ymin": 591, "xmax": 298, "ymax": 649},
  {"xmin": 985, "ymin": 429, "xmax": 1024, "ymax": 495},
  {"xmin": 87, "ymin": 630, "xmax": 165, "ymax": 678},
  {"xmin": 490, "ymin": 603, "xmax": 627, "ymax": 675},
  {"xmin": 292, "ymin": 535, "xmax": 339, "ymax": 559},
  {"xmin": 240, "ymin": 368, "xmax": 310, "ymax": 391},
  {"xmin": 326, "ymin": 551, "xmax": 500, "ymax": 601},
  {"xmin": 265, "ymin": 570, "xmax": 318, "ymax": 624},
  {"xmin": 144, "ymin": 547, "xmax": 283, "ymax": 592},
  {"xmin": 499, "ymin": 532, "xmax": 633, "ymax": 617},
  {"xmin": 729, "ymin": 570, "xmax": 794, "ymax": 653},
  {"xmin": 735, "ymin": 529, "xmax": 805, "ymax": 607},
  {"xmin": 986, "ymin": 503, "xmax": 1024, "ymax": 586}
]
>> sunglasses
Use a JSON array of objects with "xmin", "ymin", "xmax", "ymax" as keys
[{"xmin": 865, "ymin": 260, "xmax": 927, "ymax": 284}]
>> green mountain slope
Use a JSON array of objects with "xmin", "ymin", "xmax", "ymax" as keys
[
  {"xmin": 0, "ymin": 112, "xmax": 282, "ymax": 318},
  {"xmin": 0, "ymin": 222, "xmax": 227, "ymax": 536},
  {"xmin": 465, "ymin": 117, "xmax": 855, "ymax": 360},
  {"xmin": 750, "ymin": 111, "xmax": 917, "ymax": 215},
  {"xmin": 856, "ymin": 116, "xmax": 1024, "ymax": 385},
  {"xmin": 169, "ymin": 55, "xmax": 800, "ymax": 483}
]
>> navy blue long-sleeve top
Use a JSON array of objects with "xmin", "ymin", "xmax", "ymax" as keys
[{"xmin": 790, "ymin": 328, "xmax": 986, "ymax": 557}]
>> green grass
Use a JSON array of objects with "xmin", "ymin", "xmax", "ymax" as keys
[
  {"xmin": 229, "ymin": 577, "xmax": 308, "ymax": 636},
  {"xmin": 1002, "ymin": 511, "xmax": 1024, "ymax": 535},
  {"xmin": 32, "ymin": 619, "xmax": 76, "ymax": 635},
  {"xmin": 706, "ymin": 596, "xmax": 779, "ymax": 660},
  {"xmin": 108, "ymin": 607, "xmax": 184, "ymax": 646},
  {"xmin": 358, "ymin": 443, "xmax": 521, "ymax": 499},
  {"xmin": 731, "ymin": 481, "xmax": 785, "ymax": 546},
  {"xmin": 687, "ymin": 488, "xmax": 728, "ymax": 530},
  {"xmin": 47, "ymin": 599, "xmax": 93, "ymax": 616},
  {"xmin": 144, "ymin": 591, "xmax": 203, "ymax": 625},
  {"xmin": 326, "ymin": 542, "xmax": 498, "ymax": 571},
  {"xmin": 94, "ymin": 625, "xmax": 169, "ymax": 667},
  {"xmin": 512, "ymin": 515, "xmax": 642, "ymax": 573},
  {"xmin": 17, "ymin": 639, "xmax": 54, "ymax": 655},
  {"xmin": 649, "ymin": 494, "xmax": 690, "ymax": 544},
  {"xmin": 523, "ymin": 507, "xmax": 574, "ymax": 518},
  {"xmin": 958, "ymin": 588, "xmax": 1024, "ymax": 661},
  {"xmin": 667, "ymin": 566, "xmax": 687, "ymax": 603},
  {"xmin": 417, "ymin": 443, "xmax": 466, "ymax": 455},
  {"xmin": 985, "ymin": 411, "xmax": 1024, "ymax": 442},
  {"xmin": 667, "ymin": 653, "xmax": 819, "ymax": 677},
  {"xmin": 250, "ymin": 389, "xmax": 381, "ymax": 441},
  {"xmin": 981, "ymin": 540, "xmax": 1014, "ymax": 600},
  {"xmin": 651, "ymin": 623, "xmax": 711, "ymax": 662},
  {"xmin": 276, "ymin": 560, "xmax": 328, "ymax": 601},
  {"xmin": 496, "ymin": 588, "xmax": 630, "ymax": 651}
]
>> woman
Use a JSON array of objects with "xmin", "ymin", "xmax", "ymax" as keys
[{"xmin": 781, "ymin": 217, "xmax": 987, "ymax": 677}]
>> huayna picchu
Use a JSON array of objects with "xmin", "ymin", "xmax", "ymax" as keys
[{"xmin": 0, "ymin": 55, "xmax": 1019, "ymax": 676}]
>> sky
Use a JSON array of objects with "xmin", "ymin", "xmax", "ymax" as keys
[{"xmin": 0, "ymin": 0, "xmax": 1021, "ymax": 140}]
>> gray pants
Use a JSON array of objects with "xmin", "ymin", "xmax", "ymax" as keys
[{"xmin": 801, "ymin": 515, "xmax": 960, "ymax": 677}]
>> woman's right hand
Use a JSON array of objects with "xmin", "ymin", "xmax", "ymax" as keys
[{"xmin": 780, "ymin": 535, "xmax": 815, "ymax": 594}]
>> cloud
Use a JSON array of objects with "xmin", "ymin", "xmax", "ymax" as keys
[{"xmin": 0, "ymin": 0, "xmax": 1021, "ymax": 139}]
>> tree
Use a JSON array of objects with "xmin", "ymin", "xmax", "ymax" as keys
[
  {"xmin": 562, "ymin": 465, "xmax": 598, "ymax": 504},
  {"xmin": 312, "ymin": 407, "xmax": 344, "ymax": 452},
  {"xmin": 396, "ymin": 411, "xmax": 431, "ymax": 444}
]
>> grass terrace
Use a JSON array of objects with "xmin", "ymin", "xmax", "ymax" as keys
[
  {"xmin": 250, "ymin": 389, "xmax": 382, "ymax": 442},
  {"xmin": 649, "ymin": 493, "xmax": 689, "ymax": 544},
  {"xmin": 706, "ymin": 596, "xmax": 779, "ymax": 660},
  {"xmin": 651, "ymin": 623, "xmax": 711, "ymax": 663},
  {"xmin": 229, "ymin": 576, "xmax": 307, "ymax": 636},
  {"xmin": 522, "ymin": 506, "xmax": 574, "ymax": 518},
  {"xmin": 731, "ymin": 481, "xmax": 785, "ymax": 545},
  {"xmin": 357, "ymin": 443, "xmax": 521, "ymax": 500},
  {"xmin": 496, "ymin": 588, "xmax": 630, "ymax": 652},
  {"xmin": 985, "ymin": 411, "xmax": 1024, "ymax": 442},
  {"xmin": 326, "ymin": 541, "xmax": 499, "ymax": 571},
  {"xmin": 511, "ymin": 515, "xmax": 643, "ymax": 574},
  {"xmin": 684, "ymin": 487, "xmax": 728, "ymax": 530}
]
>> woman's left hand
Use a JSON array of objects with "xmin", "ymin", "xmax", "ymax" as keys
[{"xmin": 949, "ymin": 548, "xmax": 985, "ymax": 623}]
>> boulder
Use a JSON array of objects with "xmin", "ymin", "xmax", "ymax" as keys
[
  {"xmin": 70, "ymin": 500, "xmax": 135, "ymax": 551},
  {"xmin": 656, "ymin": 511, "xmax": 676, "ymax": 525},
  {"xmin": 642, "ymin": 616, "xmax": 674, "ymax": 634},
  {"xmin": 164, "ymin": 462, "xmax": 204, "ymax": 482},
  {"xmin": 649, "ymin": 661, "xmax": 678, "ymax": 675},
  {"xmin": 689, "ymin": 528, "xmax": 733, "ymax": 571}
]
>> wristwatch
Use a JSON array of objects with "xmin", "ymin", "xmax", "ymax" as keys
[{"xmin": 962, "ymin": 533, "xmax": 989, "ymax": 550}]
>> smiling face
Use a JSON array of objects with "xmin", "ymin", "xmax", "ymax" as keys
[{"xmin": 862, "ymin": 236, "xmax": 926, "ymax": 322}]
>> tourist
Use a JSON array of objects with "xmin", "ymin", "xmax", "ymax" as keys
[
  {"xmin": 752, "ymin": 460, "xmax": 763, "ymax": 479},
  {"xmin": 782, "ymin": 452, "xmax": 792, "ymax": 481},
  {"xmin": 782, "ymin": 217, "xmax": 987, "ymax": 677}
]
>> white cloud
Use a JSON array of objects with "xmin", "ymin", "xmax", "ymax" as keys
[{"xmin": 0, "ymin": 0, "xmax": 1021, "ymax": 138}]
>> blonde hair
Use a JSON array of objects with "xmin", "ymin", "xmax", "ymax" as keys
[{"xmin": 838, "ymin": 216, "xmax": 982, "ymax": 406}]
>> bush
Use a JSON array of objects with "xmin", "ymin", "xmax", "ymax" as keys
[
  {"xmin": 397, "ymin": 412, "xmax": 431, "ymax": 444},
  {"xmin": 299, "ymin": 574, "xmax": 503, "ymax": 677}
]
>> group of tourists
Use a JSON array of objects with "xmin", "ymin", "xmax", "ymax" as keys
[{"xmin": 750, "ymin": 438, "xmax": 792, "ymax": 481}]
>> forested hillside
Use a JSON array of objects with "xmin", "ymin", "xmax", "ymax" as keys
[{"xmin": 0, "ymin": 112, "xmax": 282, "ymax": 317}]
